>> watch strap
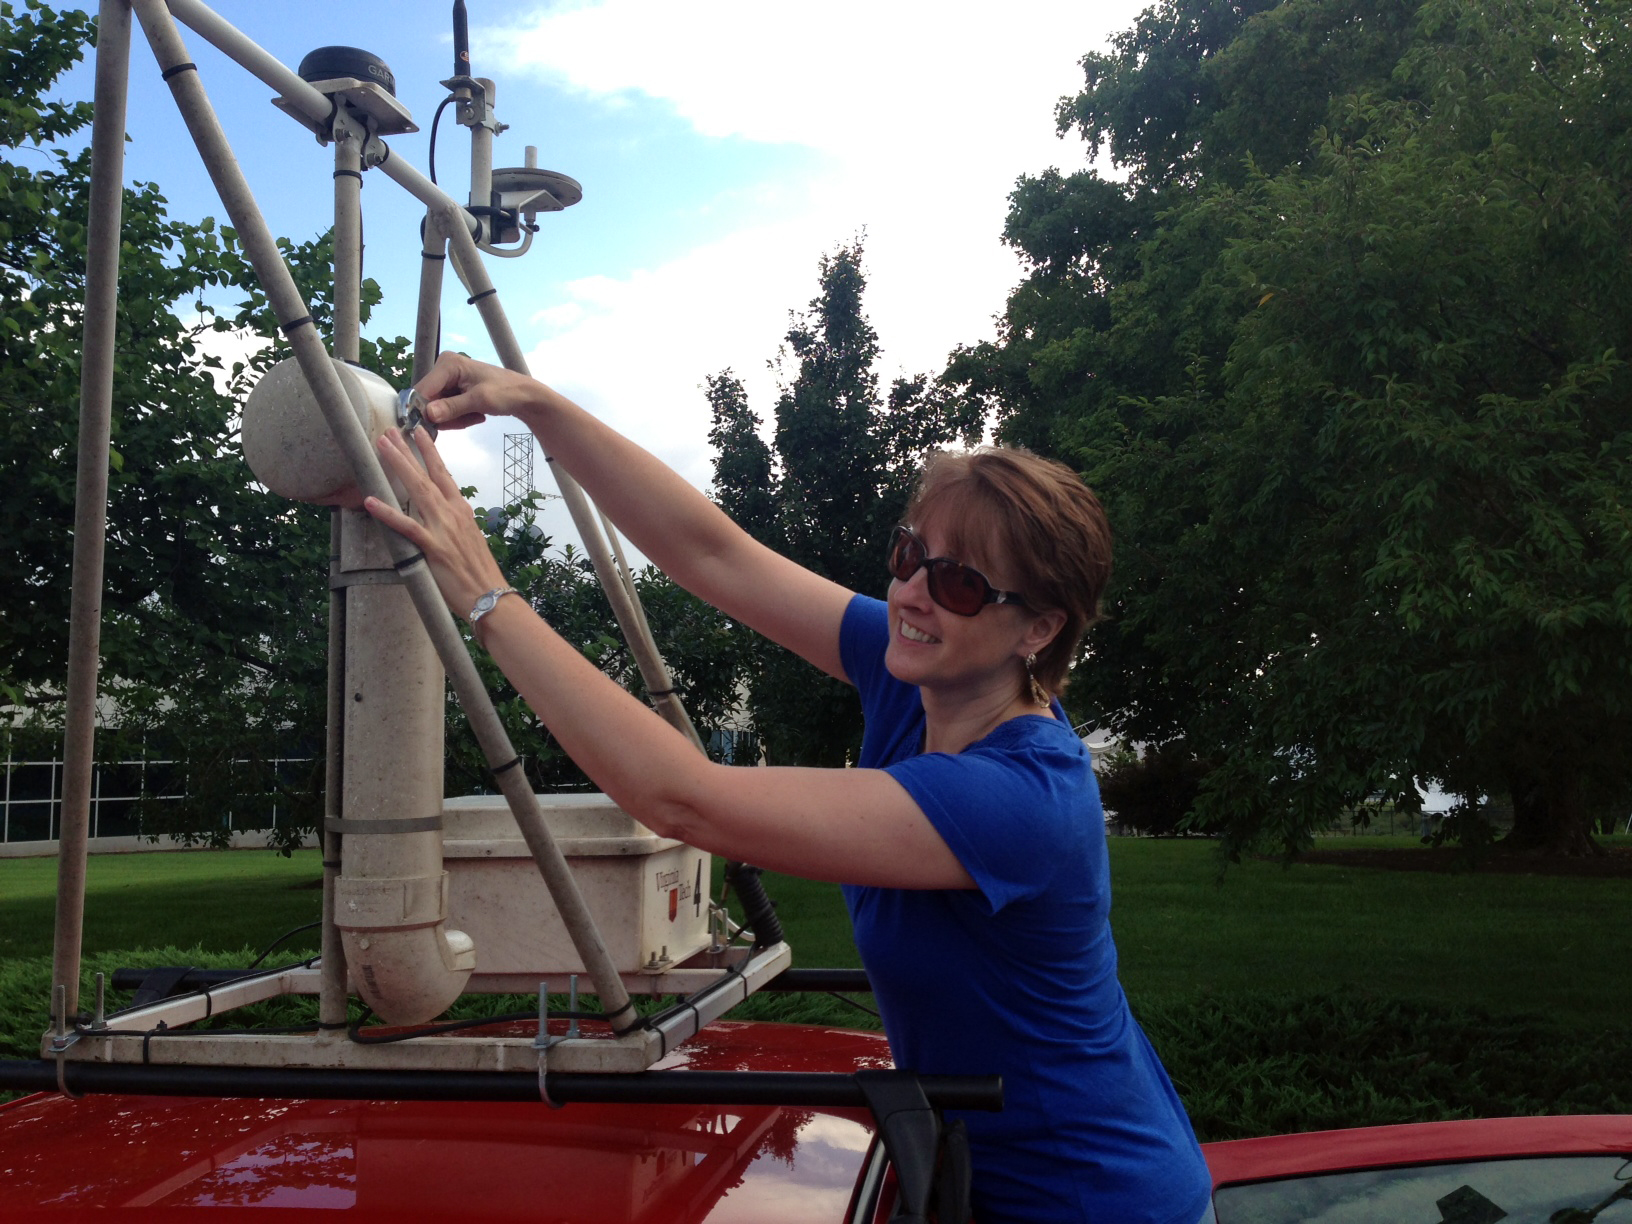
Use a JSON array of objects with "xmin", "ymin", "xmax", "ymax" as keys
[{"xmin": 469, "ymin": 586, "xmax": 520, "ymax": 630}]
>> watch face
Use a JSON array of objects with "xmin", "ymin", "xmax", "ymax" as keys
[{"xmin": 476, "ymin": 593, "xmax": 497, "ymax": 613}]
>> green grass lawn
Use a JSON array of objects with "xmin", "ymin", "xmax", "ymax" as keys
[
  {"xmin": 757, "ymin": 836, "xmax": 1632, "ymax": 1031},
  {"xmin": 1108, "ymin": 837, "xmax": 1632, "ymax": 1030},
  {"xmin": 3, "ymin": 838, "xmax": 1629, "ymax": 1138},
  {"xmin": 0, "ymin": 849, "xmax": 326, "ymax": 960},
  {"xmin": 3, "ymin": 838, "xmax": 1628, "ymax": 1027}
]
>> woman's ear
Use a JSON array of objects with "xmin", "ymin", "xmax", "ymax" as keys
[{"xmin": 1019, "ymin": 608, "xmax": 1067, "ymax": 659}]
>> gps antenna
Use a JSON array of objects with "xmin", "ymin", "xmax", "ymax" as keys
[{"xmin": 453, "ymin": 0, "xmax": 470, "ymax": 78}]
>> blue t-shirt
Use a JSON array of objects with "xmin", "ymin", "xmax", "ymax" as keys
[{"xmin": 839, "ymin": 595, "xmax": 1210, "ymax": 1224}]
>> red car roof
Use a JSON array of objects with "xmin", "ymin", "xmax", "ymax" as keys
[{"xmin": 0, "ymin": 1021, "xmax": 892, "ymax": 1222}]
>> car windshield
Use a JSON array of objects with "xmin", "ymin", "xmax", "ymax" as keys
[{"xmin": 1211, "ymin": 1155, "xmax": 1632, "ymax": 1224}]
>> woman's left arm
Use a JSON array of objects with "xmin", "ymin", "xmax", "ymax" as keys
[{"xmin": 365, "ymin": 429, "xmax": 975, "ymax": 892}]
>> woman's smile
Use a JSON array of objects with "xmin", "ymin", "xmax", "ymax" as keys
[{"xmin": 898, "ymin": 619, "xmax": 940, "ymax": 644}]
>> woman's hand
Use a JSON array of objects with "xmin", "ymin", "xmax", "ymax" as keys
[
  {"xmin": 414, "ymin": 351, "xmax": 551, "ymax": 432},
  {"xmin": 363, "ymin": 427, "xmax": 509, "ymax": 624}
]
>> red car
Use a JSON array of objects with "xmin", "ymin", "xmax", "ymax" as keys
[
  {"xmin": 4, "ymin": 1021, "xmax": 1629, "ymax": 1221},
  {"xmin": 1203, "ymin": 1114, "xmax": 1632, "ymax": 1223}
]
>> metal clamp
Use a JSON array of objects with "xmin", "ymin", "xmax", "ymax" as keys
[
  {"xmin": 50, "ymin": 984, "xmax": 83, "ymax": 1099},
  {"xmin": 397, "ymin": 387, "xmax": 437, "ymax": 441},
  {"xmin": 533, "ymin": 976, "xmax": 579, "ymax": 1110}
]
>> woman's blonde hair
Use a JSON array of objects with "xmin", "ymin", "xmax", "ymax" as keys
[{"xmin": 904, "ymin": 447, "xmax": 1112, "ymax": 698}]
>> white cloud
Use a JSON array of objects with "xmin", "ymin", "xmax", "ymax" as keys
[
  {"xmin": 494, "ymin": 0, "xmax": 1144, "ymax": 165},
  {"xmin": 451, "ymin": 0, "xmax": 1147, "ymax": 553}
]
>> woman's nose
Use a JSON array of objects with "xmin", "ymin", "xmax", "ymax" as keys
[{"xmin": 892, "ymin": 564, "xmax": 934, "ymax": 608}]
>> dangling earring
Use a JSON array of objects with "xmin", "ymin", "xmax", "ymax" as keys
[{"xmin": 1025, "ymin": 653, "xmax": 1049, "ymax": 707}]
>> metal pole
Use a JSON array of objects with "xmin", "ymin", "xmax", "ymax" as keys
[
  {"xmin": 319, "ymin": 510, "xmax": 347, "ymax": 1032},
  {"xmin": 0, "ymin": 1060, "xmax": 1004, "ymax": 1111},
  {"xmin": 164, "ymin": 0, "xmax": 481, "ymax": 238},
  {"xmin": 412, "ymin": 211, "xmax": 447, "ymax": 383},
  {"xmin": 466, "ymin": 78, "xmax": 496, "ymax": 241},
  {"xmin": 316, "ymin": 120, "xmax": 366, "ymax": 1034},
  {"xmin": 130, "ymin": 0, "xmax": 634, "ymax": 1031},
  {"xmin": 53, "ymin": 0, "xmax": 133, "ymax": 1021},
  {"xmin": 331, "ymin": 126, "xmax": 362, "ymax": 368},
  {"xmin": 440, "ymin": 217, "xmax": 706, "ymax": 752},
  {"xmin": 599, "ymin": 509, "xmax": 657, "ymax": 648},
  {"xmin": 164, "ymin": 0, "xmax": 327, "ymax": 125}
]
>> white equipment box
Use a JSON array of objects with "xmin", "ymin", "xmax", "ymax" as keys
[{"xmin": 442, "ymin": 794, "xmax": 712, "ymax": 978}]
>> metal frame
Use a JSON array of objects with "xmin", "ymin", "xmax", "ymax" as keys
[
  {"xmin": 47, "ymin": 0, "xmax": 777, "ymax": 1086},
  {"xmin": 502, "ymin": 432, "xmax": 536, "ymax": 507}
]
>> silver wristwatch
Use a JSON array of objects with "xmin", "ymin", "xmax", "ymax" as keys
[{"xmin": 469, "ymin": 586, "xmax": 520, "ymax": 630}]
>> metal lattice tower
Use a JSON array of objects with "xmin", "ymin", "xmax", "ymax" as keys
[{"xmin": 502, "ymin": 432, "xmax": 534, "ymax": 506}]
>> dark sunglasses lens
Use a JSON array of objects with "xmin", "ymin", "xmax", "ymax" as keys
[
  {"xmin": 930, "ymin": 562, "xmax": 988, "ymax": 616},
  {"xmin": 888, "ymin": 528, "xmax": 922, "ymax": 581}
]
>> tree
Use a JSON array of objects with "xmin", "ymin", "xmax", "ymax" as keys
[
  {"xmin": 1096, "ymin": 744, "xmax": 1218, "ymax": 837},
  {"xmin": 951, "ymin": 0, "xmax": 1632, "ymax": 856},
  {"xmin": 0, "ymin": 3, "xmax": 408, "ymax": 851},
  {"xmin": 444, "ymin": 498, "xmax": 756, "ymax": 794},
  {"xmin": 708, "ymin": 243, "xmax": 980, "ymax": 765}
]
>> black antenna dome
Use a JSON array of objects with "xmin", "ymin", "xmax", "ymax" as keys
[{"xmin": 297, "ymin": 46, "xmax": 396, "ymax": 97}]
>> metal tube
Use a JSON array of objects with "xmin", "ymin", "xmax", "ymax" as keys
[
  {"xmin": 132, "ymin": 0, "xmax": 633, "ymax": 1029},
  {"xmin": 598, "ymin": 509, "xmax": 657, "ymax": 649},
  {"xmin": 110, "ymin": 963, "xmax": 874, "ymax": 995},
  {"xmin": 53, "ymin": 0, "xmax": 133, "ymax": 1020},
  {"xmin": 376, "ymin": 152, "xmax": 481, "ymax": 238},
  {"xmin": 164, "ymin": 0, "xmax": 328, "ymax": 125},
  {"xmin": 318, "ymin": 128, "xmax": 363, "ymax": 1033},
  {"xmin": 412, "ymin": 212, "xmax": 447, "ymax": 382},
  {"xmin": 332, "ymin": 124, "xmax": 362, "ymax": 366},
  {"xmin": 467, "ymin": 78, "xmax": 495, "ymax": 241},
  {"xmin": 319, "ymin": 511, "xmax": 347, "ymax": 1031},
  {"xmin": 441, "ymin": 218, "xmax": 705, "ymax": 752},
  {"xmin": 0, "ymin": 1060, "xmax": 1004, "ymax": 1111},
  {"xmin": 760, "ymin": 968, "xmax": 874, "ymax": 993}
]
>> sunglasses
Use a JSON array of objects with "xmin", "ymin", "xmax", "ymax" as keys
[{"xmin": 887, "ymin": 525, "xmax": 1031, "ymax": 617}]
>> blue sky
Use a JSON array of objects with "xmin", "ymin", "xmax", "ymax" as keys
[{"xmin": 63, "ymin": 0, "xmax": 1146, "ymax": 541}]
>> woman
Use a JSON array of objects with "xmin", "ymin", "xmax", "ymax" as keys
[{"xmin": 366, "ymin": 352, "xmax": 1212, "ymax": 1224}]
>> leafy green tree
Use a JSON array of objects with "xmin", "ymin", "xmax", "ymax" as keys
[
  {"xmin": 444, "ymin": 498, "xmax": 756, "ymax": 794},
  {"xmin": 0, "ymin": 3, "xmax": 406, "ymax": 851},
  {"xmin": 952, "ymin": 0, "xmax": 1632, "ymax": 856},
  {"xmin": 708, "ymin": 243, "xmax": 980, "ymax": 765}
]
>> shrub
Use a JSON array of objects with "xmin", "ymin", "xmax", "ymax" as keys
[{"xmin": 1097, "ymin": 744, "xmax": 1218, "ymax": 836}]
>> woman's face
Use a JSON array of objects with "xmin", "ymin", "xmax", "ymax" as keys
[{"xmin": 883, "ymin": 519, "xmax": 1047, "ymax": 700}]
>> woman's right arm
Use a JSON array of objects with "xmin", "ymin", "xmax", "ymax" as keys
[{"xmin": 415, "ymin": 352, "xmax": 856, "ymax": 682}]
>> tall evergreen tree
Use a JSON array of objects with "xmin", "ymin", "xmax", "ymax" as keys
[{"xmin": 708, "ymin": 243, "xmax": 980, "ymax": 765}]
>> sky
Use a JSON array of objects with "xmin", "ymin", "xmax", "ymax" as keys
[{"xmin": 64, "ymin": 0, "xmax": 1147, "ymax": 546}]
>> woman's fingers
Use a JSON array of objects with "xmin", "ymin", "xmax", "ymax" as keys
[
  {"xmin": 365, "ymin": 428, "xmax": 508, "ymax": 616},
  {"xmin": 405, "ymin": 428, "xmax": 465, "ymax": 503},
  {"xmin": 375, "ymin": 429, "xmax": 435, "ymax": 500},
  {"xmin": 412, "ymin": 351, "xmax": 548, "ymax": 429},
  {"xmin": 412, "ymin": 351, "xmax": 468, "ymax": 403},
  {"xmin": 361, "ymin": 486, "xmax": 428, "ymax": 548},
  {"xmin": 415, "ymin": 352, "xmax": 495, "ymax": 429}
]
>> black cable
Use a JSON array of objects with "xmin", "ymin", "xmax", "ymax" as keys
[
  {"xmin": 723, "ymin": 862, "xmax": 784, "ymax": 947},
  {"xmin": 824, "ymin": 992, "xmax": 882, "ymax": 1020},
  {"xmin": 427, "ymin": 94, "xmax": 455, "ymax": 186},
  {"xmin": 248, "ymin": 920, "xmax": 322, "ymax": 969},
  {"xmin": 105, "ymin": 955, "xmax": 321, "ymax": 1023},
  {"xmin": 347, "ymin": 1005, "xmax": 620, "ymax": 1046}
]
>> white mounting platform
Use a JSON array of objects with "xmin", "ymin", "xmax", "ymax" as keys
[
  {"xmin": 273, "ymin": 76, "xmax": 417, "ymax": 136},
  {"xmin": 48, "ymin": 943, "xmax": 791, "ymax": 1076}
]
